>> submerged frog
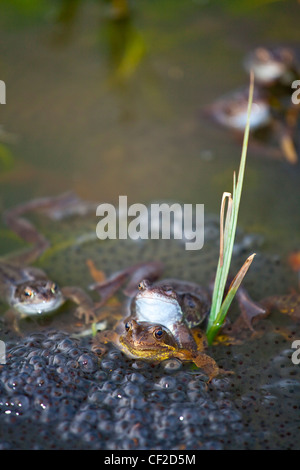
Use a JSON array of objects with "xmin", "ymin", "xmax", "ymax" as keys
[
  {"xmin": 206, "ymin": 87, "xmax": 271, "ymax": 132},
  {"xmin": 206, "ymin": 85, "xmax": 298, "ymax": 164},
  {"xmin": 1, "ymin": 193, "xmax": 98, "ymax": 332},
  {"xmin": 244, "ymin": 46, "xmax": 298, "ymax": 86}
]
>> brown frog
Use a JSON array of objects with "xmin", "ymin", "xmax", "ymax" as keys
[
  {"xmin": 91, "ymin": 268, "xmax": 264, "ymax": 380},
  {"xmin": 244, "ymin": 46, "xmax": 299, "ymax": 86},
  {"xmin": 128, "ymin": 278, "xmax": 210, "ymax": 349},
  {"xmin": 1, "ymin": 193, "xmax": 98, "ymax": 332},
  {"xmin": 93, "ymin": 318, "xmax": 222, "ymax": 382}
]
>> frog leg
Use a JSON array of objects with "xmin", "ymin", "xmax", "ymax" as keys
[
  {"xmin": 212, "ymin": 333, "xmax": 244, "ymax": 346},
  {"xmin": 175, "ymin": 348, "xmax": 222, "ymax": 383},
  {"xmin": 273, "ymin": 118, "xmax": 298, "ymax": 165},
  {"xmin": 194, "ymin": 352, "xmax": 234, "ymax": 382},
  {"xmin": 235, "ymin": 286, "xmax": 267, "ymax": 331},
  {"xmin": 243, "ymin": 293, "xmax": 300, "ymax": 341},
  {"xmin": 89, "ymin": 269, "xmax": 129, "ymax": 308},
  {"xmin": 171, "ymin": 340, "xmax": 222, "ymax": 382},
  {"xmin": 208, "ymin": 278, "xmax": 266, "ymax": 331},
  {"xmin": 61, "ymin": 286, "xmax": 98, "ymax": 325},
  {"xmin": 3, "ymin": 192, "xmax": 84, "ymax": 225},
  {"xmin": 3, "ymin": 192, "xmax": 83, "ymax": 265},
  {"xmin": 3, "ymin": 308, "xmax": 23, "ymax": 336},
  {"xmin": 89, "ymin": 261, "xmax": 164, "ymax": 307},
  {"xmin": 193, "ymin": 353, "xmax": 221, "ymax": 382},
  {"xmin": 3, "ymin": 215, "xmax": 49, "ymax": 266},
  {"xmin": 269, "ymin": 324, "xmax": 298, "ymax": 341},
  {"xmin": 188, "ymin": 328, "xmax": 233, "ymax": 380},
  {"xmin": 86, "ymin": 259, "xmax": 107, "ymax": 283},
  {"xmin": 260, "ymin": 293, "xmax": 300, "ymax": 320},
  {"xmin": 219, "ymin": 292, "xmax": 300, "ymax": 344}
]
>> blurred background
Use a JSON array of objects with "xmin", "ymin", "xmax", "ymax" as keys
[{"xmin": 0, "ymin": 0, "xmax": 299, "ymax": 257}]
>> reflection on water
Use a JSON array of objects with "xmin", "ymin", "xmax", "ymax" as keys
[{"xmin": 51, "ymin": 0, "xmax": 146, "ymax": 84}]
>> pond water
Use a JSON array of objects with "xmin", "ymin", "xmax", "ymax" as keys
[{"xmin": 0, "ymin": 0, "xmax": 299, "ymax": 451}]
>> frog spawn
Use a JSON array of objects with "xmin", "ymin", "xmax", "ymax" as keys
[
  {"xmin": 0, "ymin": 211, "xmax": 299, "ymax": 449},
  {"xmin": 1, "ymin": 327, "xmax": 300, "ymax": 450}
]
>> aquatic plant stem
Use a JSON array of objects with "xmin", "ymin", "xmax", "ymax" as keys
[{"xmin": 206, "ymin": 71, "xmax": 255, "ymax": 345}]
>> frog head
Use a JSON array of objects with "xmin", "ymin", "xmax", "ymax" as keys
[
  {"xmin": 119, "ymin": 318, "xmax": 180, "ymax": 361},
  {"xmin": 132, "ymin": 279, "xmax": 183, "ymax": 328},
  {"xmin": 11, "ymin": 280, "xmax": 64, "ymax": 316}
]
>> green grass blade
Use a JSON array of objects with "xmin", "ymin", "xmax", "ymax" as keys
[{"xmin": 206, "ymin": 72, "xmax": 254, "ymax": 344}]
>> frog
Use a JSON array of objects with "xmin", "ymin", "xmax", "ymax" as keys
[
  {"xmin": 206, "ymin": 86, "xmax": 272, "ymax": 132},
  {"xmin": 92, "ymin": 318, "xmax": 222, "ymax": 382},
  {"xmin": 93, "ymin": 271, "xmax": 300, "ymax": 368},
  {"xmin": 90, "ymin": 263, "xmax": 264, "ymax": 378},
  {"xmin": 244, "ymin": 46, "xmax": 299, "ymax": 86},
  {"xmin": 91, "ymin": 260, "xmax": 265, "ymax": 334},
  {"xmin": 206, "ymin": 85, "xmax": 298, "ymax": 164},
  {"xmin": 1, "ymin": 193, "xmax": 98, "ymax": 332},
  {"xmin": 128, "ymin": 278, "xmax": 211, "ymax": 349}
]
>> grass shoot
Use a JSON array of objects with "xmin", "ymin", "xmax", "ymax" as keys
[{"xmin": 206, "ymin": 71, "xmax": 256, "ymax": 345}]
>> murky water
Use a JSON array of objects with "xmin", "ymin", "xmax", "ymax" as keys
[{"xmin": 0, "ymin": 0, "xmax": 299, "ymax": 450}]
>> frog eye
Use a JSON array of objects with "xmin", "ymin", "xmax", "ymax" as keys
[
  {"xmin": 154, "ymin": 328, "xmax": 164, "ymax": 340},
  {"xmin": 24, "ymin": 287, "xmax": 34, "ymax": 298},
  {"xmin": 125, "ymin": 321, "xmax": 131, "ymax": 331},
  {"xmin": 186, "ymin": 297, "xmax": 196, "ymax": 308},
  {"xmin": 138, "ymin": 281, "xmax": 145, "ymax": 290},
  {"xmin": 50, "ymin": 283, "xmax": 58, "ymax": 294}
]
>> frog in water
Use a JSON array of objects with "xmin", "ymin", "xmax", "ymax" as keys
[
  {"xmin": 206, "ymin": 84, "xmax": 298, "ymax": 164},
  {"xmin": 91, "ymin": 267, "xmax": 263, "ymax": 379},
  {"xmin": 207, "ymin": 87, "xmax": 271, "ymax": 132},
  {"xmin": 93, "ymin": 318, "xmax": 222, "ymax": 382},
  {"xmin": 129, "ymin": 278, "xmax": 210, "ymax": 349},
  {"xmin": 93, "ymin": 268, "xmax": 300, "ymax": 377},
  {"xmin": 90, "ymin": 267, "xmax": 216, "ymax": 378},
  {"xmin": 0, "ymin": 262, "xmax": 64, "ymax": 317},
  {"xmin": 0, "ymin": 193, "xmax": 98, "ymax": 332},
  {"xmin": 124, "ymin": 280, "xmax": 224, "ymax": 381},
  {"xmin": 92, "ymin": 269, "xmax": 263, "ymax": 341},
  {"xmin": 244, "ymin": 46, "xmax": 299, "ymax": 86}
]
